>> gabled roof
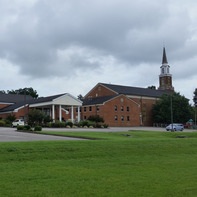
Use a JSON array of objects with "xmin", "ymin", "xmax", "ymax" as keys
[
  {"xmin": 0, "ymin": 92, "xmax": 33, "ymax": 103},
  {"xmin": 29, "ymin": 94, "xmax": 65, "ymax": 105},
  {"xmin": 0, "ymin": 93, "xmax": 82, "ymax": 113},
  {"xmin": 100, "ymin": 83, "xmax": 168, "ymax": 98},
  {"xmin": 0, "ymin": 100, "xmax": 28, "ymax": 112},
  {"xmin": 83, "ymin": 95, "xmax": 116, "ymax": 106}
]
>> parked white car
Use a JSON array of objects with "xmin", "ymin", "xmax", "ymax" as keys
[
  {"xmin": 12, "ymin": 119, "xmax": 25, "ymax": 127},
  {"xmin": 166, "ymin": 123, "xmax": 184, "ymax": 131}
]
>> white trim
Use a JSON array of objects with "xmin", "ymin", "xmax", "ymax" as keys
[
  {"xmin": 77, "ymin": 106, "xmax": 80, "ymax": 122},
  {"xmin": 127, "ymin": 95, "xmax": 160, "ymax": 100},
  {"xmin": 29, "ymin": 101, "xmax": 53, "ymax": 108},
  {"xmin": 71, "ymin": 106, "xmax": 74, "ymax": 123},
  {"xmin": 13, "ymin": 104, "xmax": 28, "ymax": 112},
  {"xmin": 52, "ymin": 104, "xmax": 55, "ymax": 121},
  {"xmin": 61, "ymin": 108, "xmax": 69, "ymax": 114},
  {"xmin": 0, "ymin": 102, "xmax": 14, "ymax": 105},
  {"xmin": 59, "ymin": 105, "xmax": 62, "ymax": 121},
  {"xmin": 53, "ymin": 93, "xmax": 82, "ymax": 105}
]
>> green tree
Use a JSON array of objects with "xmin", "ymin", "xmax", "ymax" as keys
[
  {"xmin": 7, "ymin": 87, "xmax": 39, "ymax": 98},
  {"xmin": 193, "ymin": 88, "xmax": 197, "ymax": 125},
  {"xmin": 77, "ymin": 94, "xmax": 83, "ymax": 101},
  {"xmin": 193, "ymin": 88, "xmax": 197, "ymax": 107},
  {"xmin": 147, "ymin": 85, "xmax": 156, "ymax": 89},
  {"xmin": 28, "ymin": 109, "xmax": 45, "ymax": 126},
  {"xmin": 152, "ymin": 92, "xmax": 194, "ymax": 124}
]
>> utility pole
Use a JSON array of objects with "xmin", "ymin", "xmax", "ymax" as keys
[
  {"xmin": 193, "ymin": 89, "xmax": 197, "ymax": 127},
  {"xmin": 170, "ymin": 93, "xmax": 174, "ymax": 131}
]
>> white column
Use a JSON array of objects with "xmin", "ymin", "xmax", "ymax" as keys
[
  {"xmin": 77, "ymin": 106, "xmax": 80, "ymax": 122},
  {"xmin": 52, "ymin": 104, "xmax": 55, "ymax": 122},
  {"xmin": 71, "ymin": 106, "xmax": 74, "ymax": 123},
  {"xmin": 59, "ymin": 105, "xmax": 62, "ymax": 122}
]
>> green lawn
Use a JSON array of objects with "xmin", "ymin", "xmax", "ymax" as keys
[{"xmin": 1, "ymin": 131, "xmax": 197, "ymax": 197}]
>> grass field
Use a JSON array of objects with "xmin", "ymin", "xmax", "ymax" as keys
[{"xmin": 1, "ymin": 130, "xmax": 197, "ymax": 197}]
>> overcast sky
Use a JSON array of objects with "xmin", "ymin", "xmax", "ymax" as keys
[{"xmin": 0, "ymin": 0, "xmax": 197, "ymax": 103}]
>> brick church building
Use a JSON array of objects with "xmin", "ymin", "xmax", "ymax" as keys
[{"xmin": 81, "ymin": 47, "xmax": 174, "ymax": 127}]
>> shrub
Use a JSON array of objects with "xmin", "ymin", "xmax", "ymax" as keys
[
  {"xmin": 87, "ymin": 115, "xmax": 104, "ymax": 123},
  {"xmin": 94, "ymin": 123, "xmax": 102, "ymax": 128},
  {"xmin": 34, "ymin": 126, "xmax": 42, "ymax": 131},
  {"xmin": 79, "ymin": 120, "xmax": 89, "ymax": 127},
  {"xmin": 17, "ymin": 125, "xmax": 24, "ymax": 131},
  {"xmin": 6, "ymin": 114, "xmax": 16, "ymax": 123},
  {"xmin": 103, "ymin": 124, "xmax": 109, "ymax": 128},
  {"xmin": 50, "ymin": 121, "xmax": 66, "ymax": 128},
  {"xmin": 66, "ymin": 121, "xmax": 73, "ymax": 128},
  {"xmin": 23, "ymin": 125, "xmax": 31, "ymax": 131},
  {"xmin": 0, "ymin": 120, "xmax": 6, "ymax": 127}
]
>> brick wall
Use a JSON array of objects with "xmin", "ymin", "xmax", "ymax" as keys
[
  {"xmin": 85, "ymin": 84, "xmax": 117, "ymax": 98},
  {"xmin": 81, "ymin": 95, "xmax": 142, "ymax": 127},
  {"xmin": 81, "ymin": 95, "xmax": 158, "ymax": 127}
]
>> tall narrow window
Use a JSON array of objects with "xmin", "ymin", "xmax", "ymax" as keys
[
  {"xmin": 127, "ymin": 106, "xmax": 130, "ymax": 112},
  {"xmin": 167, "ymin": 67, "xmax": 169, "ymax": 73},
  {"xmin": 127, "ymin": 116, "xmax": 130, "ymax": 121},
  {"xmin": 162, "ymin": 68, "xmax": 165, "ymax": 74},
  {"xmin": 89, "ymin": 106, "xmax": 92, "ymax": 111},
  {"xmin": 121, "ymin": 116, "xmax": 124, "ymax": 121},
  {"xmin": 114, "ymin": 115, "xmax": 118, "ymax": 121},
  {"xmin": 114, "ymin": 105, "xmax": 117, "ymax": 111},
  {"xmin": 121, "ymin": 106, "xmax": 124, "ymax": 111},
  {"xmin": 84, "ymin": 107, "xmax": 86, "ymax": 112}
]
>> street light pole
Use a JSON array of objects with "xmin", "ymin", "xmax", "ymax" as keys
[{"xmin": 170, "ymin": 94, "xmax": 174, "ymax": 131}]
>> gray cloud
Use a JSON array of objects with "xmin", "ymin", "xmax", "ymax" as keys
[{"xmin": 0, "ymin": 0, "xmax": 197, "ymax": 101}]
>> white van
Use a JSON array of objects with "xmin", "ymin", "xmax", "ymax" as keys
[
  {"xmin": 166, "ymin": 123, "xmax": 184, "ymax": 131},
  {"xmin": 12, "ymin": 119, "xmax": 25, "ymax": 127}
]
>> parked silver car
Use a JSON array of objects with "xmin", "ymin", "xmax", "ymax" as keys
[{"xmin": 166, "ymin": 123, "xmax": 184, "ymax": 131}]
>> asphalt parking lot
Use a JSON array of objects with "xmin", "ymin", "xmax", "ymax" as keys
[
  {"xmin": 0, "ymin": 126, "xmax": 196, "ymax": 142},
  {"xmin": 0, "ymin": 127, "xmax": 85, "ymax": 142}
]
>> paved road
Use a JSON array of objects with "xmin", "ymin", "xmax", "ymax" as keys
[
  {"xmin": 43, "ymin": 126, "xmax": 197, "ymax": 132},
  {"xmin": 0, "ymin": 126, "xmax": 196, "ymax": 142}
]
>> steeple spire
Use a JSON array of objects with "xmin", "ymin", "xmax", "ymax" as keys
[
  {"xmin": 158, "ymin": 47, "xmax": 174, "ymax": 91},
  {"xmin": 162, "ymin": 47, "xmax": 168, "ymax": 64}
]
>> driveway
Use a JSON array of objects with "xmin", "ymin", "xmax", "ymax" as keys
[{"xmin": 0, "ymin": 127, "xmax": 85, "ymax": 142}]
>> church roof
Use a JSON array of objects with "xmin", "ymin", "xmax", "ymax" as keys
[
  {"xmin": 0, "ymin": 92, "xmax": 33, "ymax": 103},
  {"xmin": 83, "ymin": 95, "xmax": 116, "ymax": 106},
  {"xmin": 83, "ymin": 82, "xmax": 169, "ymax": 106},
  {"xmin": 100, "ymin": 83, "xmax": 168, "ymax": 98},
  {"xmin": 0, "ymin": 93, "xmax": 65, "ymax": 112}
]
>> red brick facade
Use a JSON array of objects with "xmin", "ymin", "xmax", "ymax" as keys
[{"xmin": 81, "ymin": 84, "xmax": 159, "ymax": 127}]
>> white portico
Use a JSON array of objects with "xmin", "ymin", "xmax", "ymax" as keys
[{"xmin": 29, "ymin": 93, "xmax": 82, "ymax": 122}]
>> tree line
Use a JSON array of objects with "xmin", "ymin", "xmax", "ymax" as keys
[{"xmin": 0, "ymin": 87, "xmax": 39, "ymax": 98}]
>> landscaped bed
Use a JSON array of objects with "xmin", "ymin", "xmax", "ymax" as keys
[{"xmin": 0, "ymin": 131, "xmax": 197, "ymax": 196}]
